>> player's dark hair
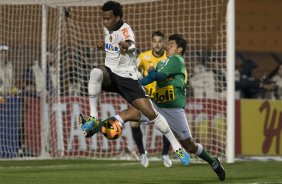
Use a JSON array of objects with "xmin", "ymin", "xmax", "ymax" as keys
[
  {"xmin": 102, "ymin": 1, "xmax": 123, "ymax": 18},
  {"xmin": 169, "ymin": 34, "xmax": 187, "ymax": 55},
  {"xmin": 152, "ymin": 31, "xmax": 165, "ymax": 39}
]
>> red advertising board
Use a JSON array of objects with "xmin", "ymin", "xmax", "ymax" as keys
[{"xmin": 23, "ymin": 96, "xmax": 227, "ymax": 157}]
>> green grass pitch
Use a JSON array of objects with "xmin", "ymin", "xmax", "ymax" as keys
[{"xmin": 0, "ymin": 159, "xmax": 282, "ymax": 184}]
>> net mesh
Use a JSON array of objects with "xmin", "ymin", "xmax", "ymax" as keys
[{"xmin": 0, "ymin": 0, "xmax": 227, "ymax": 161}]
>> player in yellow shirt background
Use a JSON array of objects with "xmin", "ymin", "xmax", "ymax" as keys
[{"xmin": 131, "ymin": 31, "xmax": 172, "ymax": 168}]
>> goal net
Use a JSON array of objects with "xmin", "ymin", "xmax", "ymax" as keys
[{"xmin": 0, "ymin": 0, "xmax": 230, "ymax": 161}]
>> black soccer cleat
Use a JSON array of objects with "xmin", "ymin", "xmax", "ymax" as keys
[{"xmin": 211, "ymin": 157, "xmax": 225, "ymax": 181}]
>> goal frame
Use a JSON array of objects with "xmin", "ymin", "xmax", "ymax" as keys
[{"xmin": 0, "ymin": 0, "xmax": 235, "ymax": 163}]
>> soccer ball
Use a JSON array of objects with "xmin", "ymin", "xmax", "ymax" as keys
[{"xmin": 101, "ymin": 117, "xmax": 122, "ymax": 140}]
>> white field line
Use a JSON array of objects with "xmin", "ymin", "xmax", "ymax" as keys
[{"xmin": 0, "ymin": 162, "xmax": 139, "ymax": 170}]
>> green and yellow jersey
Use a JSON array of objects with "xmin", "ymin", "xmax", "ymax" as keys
[
  {"xmin": 154, "ymin": 54, "xmax": 187, "ymax": 109},
  {"xmin": 137, "ymin": 50, "xmax": 167, "ymax": 98}
]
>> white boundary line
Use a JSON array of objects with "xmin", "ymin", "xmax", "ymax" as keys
[{"xmin": 0, "ymin": 162, "xmax": 139, "ymax": 170}]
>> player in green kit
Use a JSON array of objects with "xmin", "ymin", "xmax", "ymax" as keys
[
  {"xmin": 80, "ymin": 33, "xmax": 225, "ymax": 181},
  {"xmin": 140, "ymin": 34, "xmax": 225, "ymax": 181}
]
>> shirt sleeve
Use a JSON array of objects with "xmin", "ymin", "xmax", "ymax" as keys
[
  {"xmin": 158, "ymin": 56, "xmax": 182, "ymax": 77},
  {"xmin": 140, "ymin": 70, "xmax": 167, "ymax": 86}
]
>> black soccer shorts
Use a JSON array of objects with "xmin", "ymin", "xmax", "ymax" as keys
[{"xmin": 102, "ymin": 65, "xmax": 149, "ymax": 104}]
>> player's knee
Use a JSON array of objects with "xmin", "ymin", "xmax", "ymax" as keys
[
  {"xmin": 152, "ymin": 114, "xmax": 170, "ymax": 134},
  {"xmin": 146, "ymin": 110, "xmax": 158, "ymax": 121},
  {"xmin": 89, "ymin": 68, "xmax": 103, "ymax": 83}
]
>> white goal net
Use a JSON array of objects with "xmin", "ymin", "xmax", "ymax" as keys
[{"xmin": 0, "ymin": 0, "xmax": 230, "ymax": 161}]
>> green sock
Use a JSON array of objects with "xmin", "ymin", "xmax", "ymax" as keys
[{"xmin": 198, "ymin": 148, "xmax": 215, "ymax": 165}]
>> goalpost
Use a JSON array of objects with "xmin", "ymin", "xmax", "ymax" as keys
[{"xmin": 0, "ymin": 0, "xmax": 234, "ymax": 163}]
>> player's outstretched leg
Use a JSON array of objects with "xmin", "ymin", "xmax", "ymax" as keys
[
  {"xmin": 78, "ymin": 114, "xmax": 87, "ymax": 127},
  {"xmin": 117, "ymin": 104, "xmax": 191, "ymax": 166},
  {"xmin": 175, "ymin": 148, "xmax": 190, "ymax": 166},
  {"xmin": 152, "ymin": 113, "xmax": 190, "ymax": 166},
  {"xmin": 195, "ymin": 144, "xmax": 225, "ymax": 181},
  {"xmin": 78, "ymin": 114, "xmax": 100, "ymax": 138},
  {"xmin": 181, "ymin": 139, "xmax": 225, "ymax": 181},
  {"xmin": 210, "ymin": 157, "xmax": 225, "ymax": 181}
]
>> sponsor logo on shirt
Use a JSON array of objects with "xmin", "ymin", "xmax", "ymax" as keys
[
  {"xmin": 153, "ymin": 85, "xmax": 175, "ymax": 103},
  {"xmin": 145, "ymin": 86, "xmax": 156, "ymax": 99},
  {"xmin": 105, "ymin": 43, "xmax": 119, "ymax": 51}
]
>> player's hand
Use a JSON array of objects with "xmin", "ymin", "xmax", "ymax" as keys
[
  {"xmin": 95, "ymin": 41, "xmax": 104, "ymax": 50},
  {"xmin": 118, "ymin": 41, "xmax": 129, "ymax": 52},
  {"xmin": 148, "ymin": 64, "xmax": 155, "ymax": 72}
]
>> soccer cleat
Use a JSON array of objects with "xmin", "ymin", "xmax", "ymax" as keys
[
  {"xmin": 140, "ymin": 151, "xmax": 149, "ymax": 168},
  {"xmin": 78, "ymin": 114, "xmax": 87, "ymax": 126},
  {"xmin": 211, "ymin": 157, "xmax": 225, "ymax": 181},
  {"xmin": 162, "ymin": 155, "xmax": 172, "ymax": 168},
  {"xmin": 78, "ymin": 114, "xmax": 100, "ymax": 138},
  {"xmin": 175, "ymin": 148, "xmax": 190, "ymax": 166}
]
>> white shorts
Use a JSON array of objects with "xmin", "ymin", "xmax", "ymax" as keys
[{"xmin": 140, "ymin": 101, "xmax": 192, "ymax": 140}]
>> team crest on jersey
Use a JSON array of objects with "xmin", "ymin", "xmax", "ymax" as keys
[
  {"xmin": 158, "ymin": 59, "xmax": 169, "ymax": 71},
  {"xmin": 121, "ymin": 28, "xmax": 130, "ymax": 39},
  {"xmin": 144, "ymin": 55, "xmax": 150, "ymax": 60}
]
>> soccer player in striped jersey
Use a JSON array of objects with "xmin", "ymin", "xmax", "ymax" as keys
[
  {"xmin": 78, "ymin": 0, "xmax": 190, "ymax": 166},
  {"xmin": 131, "ymin": 31, "xmax": 172, "ymax": 168}
]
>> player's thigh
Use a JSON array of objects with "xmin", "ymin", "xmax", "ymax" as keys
[
  {"xmin": 159, "ymin": 107, "xmax": 192, "ymax": 140},
  {"xmin": 131, "ymin": 98, "xmax": 157, "ymax": 120}
]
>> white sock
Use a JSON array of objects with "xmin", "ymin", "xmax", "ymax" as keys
[
  {"xmin": 152, "ymin": 114, "xmax": 182, "ymax": 152},
  {"xmin": 195, "ymin": 143, "xmax": 203, "ymax": 155},
  {"xmin": 88, "ymin": 68, "xmax": 103, "ymax": 120},
  {"xmin": 89, "ymin": 95, "xmax": 99, "ymax": 119},
  {"xmin": 114, "ymin": 114, "xmax": 124, "ymax": 127}
]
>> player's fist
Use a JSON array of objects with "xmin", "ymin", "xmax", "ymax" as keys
[
  {"xmin": 118, "ymin": 41, "xmax": 129, "ymax": 52},
  {"xmin": 148, "ymin": 64, "xmax": 155, "ymax": 72},
  {"xmin": 95, "ymin": 41, "xmax": 104, "ymax": 50}
]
